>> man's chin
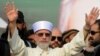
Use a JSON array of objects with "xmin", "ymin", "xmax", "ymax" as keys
[
  {"xmin": 52, "ymin": 43, "xmax": 59, "ymax": 48},
  {"xmin": 37, "ymin": 42, "xmax": 49, "ymax": 49}
]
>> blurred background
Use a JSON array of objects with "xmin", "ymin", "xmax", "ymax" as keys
[
  {"xmin": 0, "ymin": 0, "xmax": 61, "ymax": 35},
  {"xmin": 0, "ymin": 0, "xmax": 100, "ymax": 35}
]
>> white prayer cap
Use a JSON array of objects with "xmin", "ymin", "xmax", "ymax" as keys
[{"xmin": 32, "ymin": 21, "xmax": 53, "ymax": 33}]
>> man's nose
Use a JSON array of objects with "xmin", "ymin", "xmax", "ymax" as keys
[
  {"xmin": 55, "ymin": 38, "xmax": 58, "ymax": 41},
  {"xmin": 42, "ymin": 34, "xmax": 46, "ymax": 39},
  {"xmin": 87, "ymin": 34, "xmax": 93, "ymax": 40}
]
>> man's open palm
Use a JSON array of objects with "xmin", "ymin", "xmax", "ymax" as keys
[{"xmin": 5, "ymin": 3, "xmax": 18, "ymax": 22}]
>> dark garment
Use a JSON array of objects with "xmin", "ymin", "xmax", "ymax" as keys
[
  {"xmin": 0, "ymin": 27, "xmax": 10, "ymax": 56},
  {"xmin": 94, "ymin": 45, "xmax": 100, "ymax": 56},
  {"xmin": 0, "ymin": 32, "xmax": 10, "ymax": 56},
  {"xmin": 1, "ymin": 31, "xmax": 8, "ymax": 40},
  {"xmin": 24, "ymin": 40, "xmax": 36, "ymax": 48},
  {"xmin": 0, "ymin": 39, "xmax": 10, "ymax": 56},
  {"xmin": 82, "ymin": 49, "xmax": 94, "ymax": 56}
]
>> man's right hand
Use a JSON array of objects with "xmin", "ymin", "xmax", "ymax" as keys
[
  {"xmin": 85, "ymin": 7, "xmax": 99, "ymax": 29},
  {"xmin": 5, "ymin": 3, "xmax": 18, "ymax": 23},
  {"xmin": 5, "ymin": 3, "xmax": 18, "ymax": 38}
]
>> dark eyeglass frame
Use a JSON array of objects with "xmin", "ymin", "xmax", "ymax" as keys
[
  {"xmin": 89, "ymin": 30, "xmax": 100, "ymax": 35},
  {"xmin": 35, "ymin": 33, "xmax": 51, "ymax": 37},
  {"xmin": 51, "ymin": 36, "xmax": 62, "ymax": 42}
]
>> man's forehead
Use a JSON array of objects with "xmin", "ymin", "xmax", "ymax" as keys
[{"xmin": 91, "ymin": 24, "xmax": 99, "ymax": 30}]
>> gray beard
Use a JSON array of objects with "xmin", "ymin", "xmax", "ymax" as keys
[{"xmin": 37, "ymin": 42, "xmax": 50, "ymax": 50}]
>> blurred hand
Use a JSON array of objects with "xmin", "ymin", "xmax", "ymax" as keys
[
  {"xmin": 5, "ymin": 3, "xmax": 18, "ymax": 23},
  {"xmin": 85, "ymin": 7, "xmax": 99, "ymax": 28}
]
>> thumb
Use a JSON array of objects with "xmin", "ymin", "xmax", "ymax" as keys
[{"xmin": 85, "ymin": 13, "xmax": 89, "ymax": 25}]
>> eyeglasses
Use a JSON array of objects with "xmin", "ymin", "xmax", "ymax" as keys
[
  {"xmin": 89, "ymin": 31, "xmax": 100, "ymax": 35},
  {"xmin": 36, "ymin": 33, "xmax": 51, "ymax": 37},
  {"xmin": 51, "ymin": 36, "xmax": 62, "ymax": 42}
]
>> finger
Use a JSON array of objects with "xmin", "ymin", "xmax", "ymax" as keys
[
  {"xmin": 5, "ymin": 3, "xmax": 13, "ymax": 14},
  {"xmin": 93, "ymin": 7, "xmax": 98, "ymax": 14},
  {"xmin": 7, "ymin": 4, "xmax": 12, "ymax": 13},
  {"xmin": 85, "ymin": 13, "xmax": 88, "ymax": 19},
  {"xmin": 90, "ymin": 7, "xmax": 95, "ymax": 14},
  {"xmin": 93, "ymin": 7, "xmax": 99, "ymax": 14},
  {"xmin": 9, "ymin": 3, "xmax": 15, "ymax": 11},
  {"xmin": 6, "ymin": 0, "xmax": 10, "ymax": 4},
  {"xmin": 99, "ymin": 10, "xmax": 100, "ymax": 15},
  {"xmin": 85, "ymin": 13, "xmax": 89, "ymax": 23},
  {"xmin": 5, "ymin": 3, "xmax": 10, "ymax": 13},
  {"xmin": 93, "ymin": 7, "xmax": 97, "ymax": 12},
  {"xmin": 12, "ymin": 3, "xmax": 16, "ymax": 9},
  {"xmin": 7, "ymin": 0, "xmax": 12, "ymax": 4},
  {"xmin": 11, "ymin": 0, "xmax": 15, "ymax": 4},
  {"xmin": 5, "ymin": 2, "xmax": 9, "ymax": 9},
  {"xmin": 93, "ymin": 8, "xmax": 99, "ymax": 18},
  {"xmin": 10, "ymin": 1, "xmax": 16, "ymax": 10},
  {"xmin": 95, "ymin": 8, "xmax": 99, "ymax": 15},
  {"xmin": 92, "ymin": 7, "xmax": 98, "ymax": 15},
  {"xmin": 94, "ymin": 10, "xmax": 99, "ymax": 19}
]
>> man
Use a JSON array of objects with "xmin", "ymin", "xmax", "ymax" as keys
[
  {"xmin": 88, "ymin": 19, "xmax": 100, "ymax": 47},
  {"xmin": 25, "ymin": 29, "xmax": 36, "ymax": 48},
  {"xmin": 16, "ymin": 10, "xmax": 27, "ymax": 40},
  {"xmin": 78, "ymin": 19, "xmax": 100, "ymax": 56},
  {"xmin": 62, "ymin": 29, "xmax": 79, "ymax": 44},
  {"xmin": 84, "ymin": 19, "xmax": 100, "ymax": 56},
  {"xmin": 6, "ymin": 3, "xmax": 99, "ymax": 56},
  {"xmin": 50, "ymin": 27, "xmax": 62, "ymax": 48}
]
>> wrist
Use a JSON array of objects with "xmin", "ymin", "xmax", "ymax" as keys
[
  {"xmin": 84, "ymin": 24, "xmax": 90, "ymax": 31},
  {"xmin": 84, "ymin": 27, "xmax": 90, "ymax": 31}
]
